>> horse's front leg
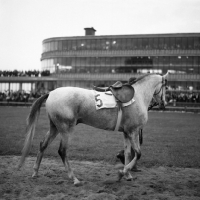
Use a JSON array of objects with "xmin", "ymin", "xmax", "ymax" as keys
[
  {"xmin": 118, "ymin": 132, "xmax": 133, "ymax": 181},
  {"xmin": 118, "ymin": 130, "xmax": 141, "ymax": 181}
]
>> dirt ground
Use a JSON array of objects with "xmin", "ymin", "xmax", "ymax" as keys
[{"xmin": 0, "ymin": 156, "xmax": 200, "ymax": 200}]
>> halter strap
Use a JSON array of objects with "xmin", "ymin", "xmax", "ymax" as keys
[
  {"xmin": 153, "ymin": 76, "xmax": 167, "ymax": 109},
  {"xmin": 154, "ymin": 76, "xmax": 165, "ymax": 96}
]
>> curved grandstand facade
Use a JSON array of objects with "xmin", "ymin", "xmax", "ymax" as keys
[
  {"xmin": 0, "ymin": 28, "xmax": 200, "ymax": 105},
  {"xmin": 41, "ymin": 28, "xmax": 200, "ymax": 91}
]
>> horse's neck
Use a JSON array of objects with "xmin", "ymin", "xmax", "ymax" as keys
[{"xmin": 134, "ymin": 76, "xmax": 160, "ymax": 109}]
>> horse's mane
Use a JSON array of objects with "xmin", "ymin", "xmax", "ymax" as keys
[{"xmin": 129, "ymin": 74, "xmax": 153, "ymax": 85}]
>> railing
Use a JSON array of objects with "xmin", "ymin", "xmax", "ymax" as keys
[
  {"xmin": 53, "ymin": 73, "xmax": 140, "ymax": 81},
  {"xmin": 53, "ymin": 73, "xmax": 200, "ymax": 82},
  {"xmin": 0, "ymin": 76, "xmax": 57, "ymax": 82},
  {"xmin": 41, "ymin": 49, "xmax": 200, "ymax": 59},
  {"xmin": 168, "ymin": 74, "xmax": 200, "ymax": 81},
  {"xmin": 0, "ymin": 101, "xmax": 33, "ymax": 107},
  {"xmin": 175, "ymin": 102, "xmax": 200, "ymax": 107},
  {"xmin": 1, "ymin": 73, "xmax": 200, "ymax": 82}
]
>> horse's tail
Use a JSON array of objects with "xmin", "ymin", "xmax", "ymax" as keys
[{"xmin": 18, "ymin": 93, "xmax": 49, "ymax": 169}]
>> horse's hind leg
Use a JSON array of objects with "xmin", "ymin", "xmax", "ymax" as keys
[
  {"xmin": 58, "ymin": 133, "xmax": 81, "ymax": 186},
  {"xmin": 32, "ymin": 119, "xmax": 58, "ymax": 177}
]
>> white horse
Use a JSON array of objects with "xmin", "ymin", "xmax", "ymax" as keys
[{"xmin": 18, "ymin": 72, "xmax": 169, "ymax": 186}]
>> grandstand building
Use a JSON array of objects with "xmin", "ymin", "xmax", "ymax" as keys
[
  {"xmin": 41, "ymin": 28, "xmax": 200, "ymax": 92},
  {"xmin": 1, "ymin": 28, "xmax": 200, "ymax": 105}
]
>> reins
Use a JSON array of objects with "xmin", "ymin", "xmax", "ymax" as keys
[{"xmin": 148, "ymin": 99, "xmax": 159, "ymax": 111}]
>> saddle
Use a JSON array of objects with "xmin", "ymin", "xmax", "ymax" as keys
[{"xmin": 93, "ymin": 81, "xmax": 135, "ymax": 103}]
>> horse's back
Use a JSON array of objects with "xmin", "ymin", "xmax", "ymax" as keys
[
  {"xmin": 48, "ymin": 87, "xmax": 92, "ymax": 101},
  {"xmin": 46, "ymin": 87, "xmax": 94, "ymax": 111}
]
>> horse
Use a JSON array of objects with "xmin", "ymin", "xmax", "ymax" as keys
[
  {"xmin": 18, "ymin": 72, "xmax": 169, "ymax": 186},
  {"xmin": 116, "ymin": 94, "xmax": 161, "ymax": 167}
]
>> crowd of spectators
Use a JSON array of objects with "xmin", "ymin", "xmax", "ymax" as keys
[
  {"xmin": 0, "ymin": 70, "xmax": 50, "ymax": 77},
  {"xmin": 0, "ymin": 90, "xmax": 44, "ymax": 103},
  {"xmin": 0, "ymin": 89, "xmax": 199, "ymax": 106},
  {"xmin": 166, "ymin": 92, "xmax": 200, "ymax": 104},
  {"xmin": 0, "ymin": 69, "xmax": 200, "ymax": 104}
]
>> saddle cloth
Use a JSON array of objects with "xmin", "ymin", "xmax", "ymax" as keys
[{"xmin": 94, "ymin": 91, "xmax": 135, "ymax": 110}]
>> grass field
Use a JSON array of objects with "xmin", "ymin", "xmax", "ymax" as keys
[{"xmin": 0, "ymin": 106, "xmax": 200, "ymax": 168}]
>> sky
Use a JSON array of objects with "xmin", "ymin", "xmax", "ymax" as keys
[{"xmin": 0, "ymin": 0, "xmax": 200, "ymax": 71}]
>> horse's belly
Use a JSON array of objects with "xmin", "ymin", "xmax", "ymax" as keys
[{"xmin": 79, "ymin": 107, "xmax": 118, "ymax": 131}]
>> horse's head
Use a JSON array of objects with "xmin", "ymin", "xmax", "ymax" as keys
[{"xmin": 153, "ymin": 72, "xmax": 169, "ymax": 110}]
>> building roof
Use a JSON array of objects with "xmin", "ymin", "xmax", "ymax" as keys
[{"xmin": 43, "ymin": 32, "xmax": 200, "ymax": 43}]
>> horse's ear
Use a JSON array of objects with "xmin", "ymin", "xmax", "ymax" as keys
[{"xmin": 163, "ymin": 71, "xmax": 169, "ymax": 80}]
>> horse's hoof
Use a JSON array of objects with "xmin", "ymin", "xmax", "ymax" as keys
[
  {"xmin": 17, "ymin": 165, "xmax": 21, "ymax": 171},
  {"xmin": 125, "ymin": 172, "xmax": 133, "ymax": 181},
  {"xmin": 32, "ymin": 172, "xmax": 38, "ymax": 178},
  {"xmin": 74, "ymin": 179, "xmax": 82, "ymax": 187},
  {"xmin": 117, "ymin": 170, "xmax": 124, "ymax": 182}
]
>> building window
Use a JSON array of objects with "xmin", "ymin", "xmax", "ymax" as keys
[
  {"xmin": 138, "ymin": 38, "xmax": 143, "ymax": 50},
  {"xmin": 62, "ymin": 40, "xmax": 67, "ymax": 51},
  {"xmin": 188, "ymin": 37, "xmax": 194, "ymax": 49},
  {"xmin": 194, "ymin": 37, "xmax": 200, "ymax": 50},
  {"xmin": 72, "ymin": 40, "xmax": 77, "ymax": 50},
  {"xmin": 159, "ymin": 38, "xmax": 164, "ymax": 49},
  {"xmin": 176, "ymin": 38, "xmax": 182, "ymax": 49},
  {"xmin": 121, "ymin": 38, "xmax": 127, "ymax": 50},
  {"xmin": 90, "ymin": 40, "xmax": 96, "ymax": 50},
  {"xmin": 169, "ymin": 38, "xmax": 175, "ymax": 49},
  {"xmin": 126, "ymin": 38, "xmax": 132, "ymax": 50},
  {"xmin": 153, "ymin": 38, "xmax": 159, "ymax": 49},
  {"xmin": 143, "ymin": 38, "xmax": 149, "ymax": 49},
  {"xmin": 57, "ymin": 41, "xmax": 61, "ymax": 51},
  {"xmin": 182, "ymin": 37, "xmax": 188, "ymax": 49},
  {"xmin": 132, "ymin": 38, "xmax": 138, "ymax": 49}
]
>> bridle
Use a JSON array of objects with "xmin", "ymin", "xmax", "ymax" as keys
[{"xmin": 149, "ymin": 76, "xmax": 167, "ymax": 110}]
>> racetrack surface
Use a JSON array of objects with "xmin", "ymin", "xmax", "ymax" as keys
[
  {"xmin": 1, "ymin": 156, "xmax": 200, "ymax": 200},
  {"xmin": 0, "ymin": 107, "xmax": 200, "ymax": 199}
]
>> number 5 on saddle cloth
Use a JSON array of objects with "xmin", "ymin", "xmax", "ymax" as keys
[
  {"xmin": 93, "ymin": 81, "xmax": 135, "ymax": 104},
  {"xmin": 93, "ymin": 81, "xmax": 135, "ymax": 130}
]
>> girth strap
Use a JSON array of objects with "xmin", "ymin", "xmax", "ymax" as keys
[
  {"xmin": 114, "ymin": 98, "xmax": 135, "ymax": 131},
  {"xmin": 114, "ymin": 104, "xmax": 122, "ymax": 131}
]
